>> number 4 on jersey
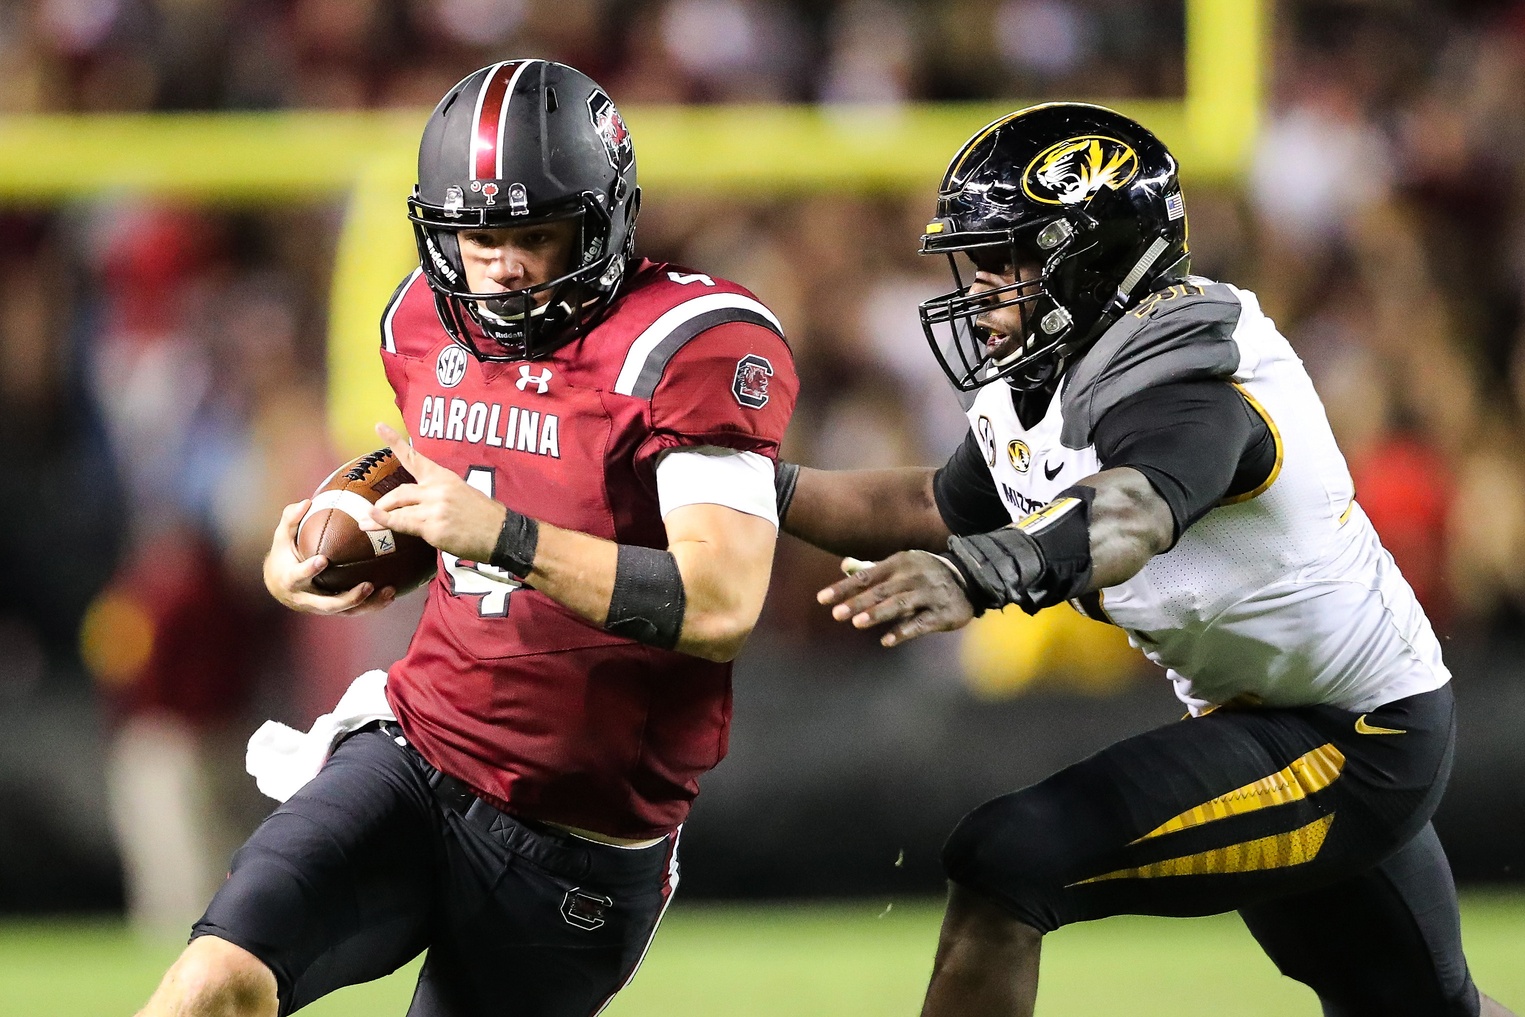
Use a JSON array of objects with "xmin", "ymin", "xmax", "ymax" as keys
[{"xmin": 441, "ymin": 467, "xmax": 521, "ymax": 617}]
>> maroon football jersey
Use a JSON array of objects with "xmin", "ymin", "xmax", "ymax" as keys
[{"xmin": 378, "ymin": 259, "xmax": 797, "ymax": 838}]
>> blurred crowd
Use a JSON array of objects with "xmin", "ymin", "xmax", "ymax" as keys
[{"xmin": 3, "ymin": 0, "xmax": 1525, "ymax": 923}]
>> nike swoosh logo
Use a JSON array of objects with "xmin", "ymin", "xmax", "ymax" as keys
[
  {"xmin": 1354, "ymin": 715, "xmax": 1406, "ymax": 736},
  {"xmin": 1043, "ymin": 461, "xmax": 1063, "ymax": 481}
]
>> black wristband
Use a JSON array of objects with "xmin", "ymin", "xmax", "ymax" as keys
[
  {"xmin": 1019, "ymin": 484, "xmax": 1095, "ymax": 607},
  {"xmin": 488, "ymin": 507, "xmax": 539, "ymax": 578},
  {"xmin": 775, "ymin": 460, "xmax": 801, "ymax": 524}
]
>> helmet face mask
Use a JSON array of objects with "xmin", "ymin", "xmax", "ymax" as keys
[
  {"xmin": 918, "ymin": 103, "xmax": 1190, "ymax": 393},
  {"xmin": 408, "ymin": 60, "xmax": 640, "ymax": 361}
]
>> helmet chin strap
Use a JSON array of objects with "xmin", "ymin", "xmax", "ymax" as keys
[
  {"xmin": 998, "ymin": 235, "xmax": 1173, "ymax": 391},
  {"xmin": 479, "ymin": 297, "xmax": 554, "ymax": 325},
  {"xmin": 1102, "ymin": 235, "xmax": 1172, "ymax": 319}
]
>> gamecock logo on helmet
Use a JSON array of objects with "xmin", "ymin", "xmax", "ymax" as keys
[
  {"xmin": 586, "ymin": 89, "xmax": 633, "ymax": 173},
  {"xmin": 732, "ymin": 354, "xmax": 773, "ymax": 409},
  {"xmin": 1022, "ymin": 136, "xmax": 1139, "ymax": 206}
]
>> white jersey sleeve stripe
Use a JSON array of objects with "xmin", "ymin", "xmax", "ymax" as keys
[
  {"xmin": 381, "ymin": 269, "xmax": 422, "ymax": 354},
  {"xmin": 613, "ymin": 293, "xmax": 783, "ymax": 397},
  {"xmin": 655, "ymin": 447, "xmax": 778, "ymax": 527}
]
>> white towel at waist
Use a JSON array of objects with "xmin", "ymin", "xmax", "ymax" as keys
[{"xmin": 245, "ymin": 669, "xmax": 396, "ymax": 803}]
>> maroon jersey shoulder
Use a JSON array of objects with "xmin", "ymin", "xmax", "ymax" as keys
[
  {"xmin": 591, "ymin": 259, "xmax": 798, "ymax": 459},
  {"xmin": 381, "ymin": 268, "xmax": 446, "ymax": 360},
  {"xmin": 593, "ymin": 260, "xmax": 787, "ymax": 382}
]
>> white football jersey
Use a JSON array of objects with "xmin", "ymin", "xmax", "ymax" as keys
[{"xmin": 965, "ymin": 279, "xmax": 1450, "ymax": 714}]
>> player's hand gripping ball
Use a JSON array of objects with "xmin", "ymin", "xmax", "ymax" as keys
[{"xmin": 296, "ymin": 448, "xmax": 436, "ymax": 593}]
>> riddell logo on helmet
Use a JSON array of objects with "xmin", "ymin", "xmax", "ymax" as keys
[
  {"xmin": 1022, "ymin": 136, "xmax": 1139, "ymax": 206},
  {"xmin": 426, "ymin": 236, "xmax": 459, "ymax": 283}
]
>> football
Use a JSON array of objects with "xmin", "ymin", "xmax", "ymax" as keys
[{"xmin": 295, "ymin": 448, "xmax": 436, "ymax": 594}]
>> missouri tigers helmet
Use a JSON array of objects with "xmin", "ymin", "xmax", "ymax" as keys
[
  {"xmin": 918, "ymin": 102, "xmax": 1189, "ymax": 391},
  {"xmin": 408, "ymin": 59, "xmax": 640, "ymax": 361}
]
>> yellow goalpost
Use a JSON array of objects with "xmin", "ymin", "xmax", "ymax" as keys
[{"xmin": 0, "ymin": 0, "xmax": 1264, "ymax": 455}]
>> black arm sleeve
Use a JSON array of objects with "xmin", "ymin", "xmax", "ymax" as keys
[
  {"xmin": 933, "ymin": 431, "xmax": 1012, "ymax": 537},
  {"xmin": 1092, "ymin": 379, "xmax": 1275, "ymax": 539}
]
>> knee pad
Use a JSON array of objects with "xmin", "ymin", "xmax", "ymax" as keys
[{"xmin": 941, "ymin": 792, "xmax": 1071, "ymax": 934}]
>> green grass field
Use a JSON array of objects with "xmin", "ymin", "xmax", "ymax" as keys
[{"xmin": 6, "ymin": 894, "xmax": 1521, "ymax": 1016}]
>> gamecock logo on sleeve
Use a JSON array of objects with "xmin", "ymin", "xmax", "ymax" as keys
[{"xmin": 732, "ymin": 354, "xmax": 773, "ymax": 409}]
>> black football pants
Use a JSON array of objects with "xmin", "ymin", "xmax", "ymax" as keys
[
  {"xmin": 941, "ymin": 685, "xmax": 1480, "ymax": 1016},
  {"xmin": 192, "ymin": 726, "xmax": 678, "ymax": 1016}
]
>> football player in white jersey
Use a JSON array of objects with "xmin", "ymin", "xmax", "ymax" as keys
[{"xmin": 775, "ymin": 104, "xmax": 1515, "ymax": 1017}]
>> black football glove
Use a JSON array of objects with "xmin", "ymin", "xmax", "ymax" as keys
[{"xmin": 945, "ymin": 528, "xmax": 1046, "ymax": 616}]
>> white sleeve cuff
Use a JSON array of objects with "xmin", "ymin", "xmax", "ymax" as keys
[{"xmin": 655, "ymin": 447, "xmax": 778, "ymax": 527}]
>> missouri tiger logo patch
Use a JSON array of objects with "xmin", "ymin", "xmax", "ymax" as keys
[
  {"xmin": 1007, "ymin": 439, "xmax": 1032, "ymax": 473},
  {"xmin": 1023, "ymin": 136, "xmax": 1139, "ymax": 206}
]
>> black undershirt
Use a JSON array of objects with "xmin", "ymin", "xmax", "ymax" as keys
[{"xmin": 933, "ymin": 379, "xmax": 1277, "ymax": 541}]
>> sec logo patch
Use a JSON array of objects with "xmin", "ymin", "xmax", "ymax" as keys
[
  {"xmin": 732, "ymin": 354, "xmax": 773, "ymax": 408},
  {"xmin": 436, "ymin": 345, "xmax": 468, "ymax": 388},
  {"xmin": 976, "ymin": 416, "xmax": 996, "ymax": 467},
  {"xmin": 1008, "ymin": 439, "xmax": 1032, "ymax": 472}
]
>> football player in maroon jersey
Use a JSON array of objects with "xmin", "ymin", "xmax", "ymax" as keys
[{"xmin": 138, "ymin": 59, "xmax": 796, "ymax": 1017}]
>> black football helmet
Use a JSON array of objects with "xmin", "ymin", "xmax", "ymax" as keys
[
  {"xmin": 918, "ymin": 102, "xmax": 1190, "ymax": 391},
  {"xmin": 408, "ymin": 59, "xmax": 640, "ymax": 361}
]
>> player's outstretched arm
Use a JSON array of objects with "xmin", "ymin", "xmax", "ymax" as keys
[
  {"xmin": 263, "ymin": 500, "xmax": 397, "ymax": 615},
  {"xmin": 778, "ymin": 465, "xmax": 952, "ymax": 559},
  {"xmin": 817, "ymin": 467, "xmax": 1173, "ymax": 646}
]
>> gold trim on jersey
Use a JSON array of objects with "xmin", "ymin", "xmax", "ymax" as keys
[
  {"xmin": 1220, "ymin": 383, "xmax": 1284, "ymax": 505},
  {"xmin": 1071, "ymin": 813, "xmax": 1335, "ymax": 884},
  {"xmin": 1070, "ymin": 588, "xmax": 1116, "ymax": 626},
  {"xmin": 1017, "ymin": 496, "xmax": 1080, "ymax": 534},
  {"xmin": 1339, "ymin": 498, "xmax": 1356, "ymax": 525},
  {"xmin": 1130, "ymin": 743, "xmax": 1345, "ymax": 844}
]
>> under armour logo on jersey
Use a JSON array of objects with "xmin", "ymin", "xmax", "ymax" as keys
[
  {"xmin": 436, "ymin": 345, "xmax": 468, "ymax": 388},
  {"xmin": 516, "ymin": 366, "xmax": 553, "ymax": 393}
]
